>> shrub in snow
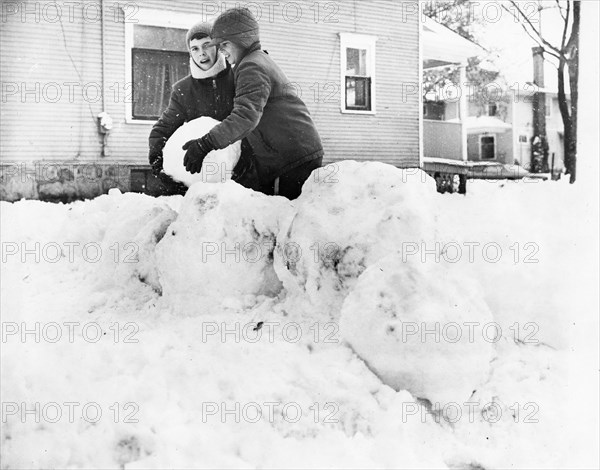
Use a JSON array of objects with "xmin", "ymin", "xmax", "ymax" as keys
[
  {"xmin": 273, "ymin": 160, "xmax": 437, "ymax": 320},
  {"xmin": 340, "ymin": 255, "xmax": 494, "ymax": 405},
  {"xmin": 162, "ymin": 116, "xmax": 241, "ymax": 186},
  {"xmin": 156, "ymin": 181, "xmax": 293, "ymax": 313}
]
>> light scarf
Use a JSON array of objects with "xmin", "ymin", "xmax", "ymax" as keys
[{"xmin": 189, "ymin": 53, "xmax": 228, "ymax": 79}]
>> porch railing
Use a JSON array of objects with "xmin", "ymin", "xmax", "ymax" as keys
[{"xmin": 423, "ymin": 120, "xmax": 463, "ymax": 161}]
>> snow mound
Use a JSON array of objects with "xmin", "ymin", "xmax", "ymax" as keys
[
  {"xmin": 340, "ymin": 255, "xmax": 494, "ymax": 405},
  {"xmin": 274, "ymin": 160, "xmax": 437, "ymax": 320},
  {"xmin": 156, "ymin": 181, "xmax": 293, "ymax": 313},
  {"xmin": 0, "ymin": 193, "xmax": 178, "ymax": 301},
  {"xmin": 82, "ymin": 192, "xmax": 178, "ymax": 294},
  {"xmin": 162, "ymin": 116, "xmax": 241, "ymax": 186},
  {"xmin": 435, "ymin": 179, "xmax": 590, "ymax": 350}
]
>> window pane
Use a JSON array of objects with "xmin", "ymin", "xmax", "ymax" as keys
[
  {"xmin": 132, "ymin": 49, "xmax": 189, "ymax": 120},
  {"xmin": 134, "ymin": 25, "xmax": 187, "ymax": 51},
  {"xmin": 345, "ymin": 77, "xmax": 371, "ymax": 111},
  {"xmin": 346, "ymin": 47, "xmax": 367, "ymax": 75}
]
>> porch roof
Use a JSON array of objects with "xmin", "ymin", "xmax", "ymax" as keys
[
  {"xmin": 464, "ymin": 116, "xmax": 512, "ymax": 134},
  {"xmin": 422, "ymin": 16, "xmax": 485, "ymax": 68}
]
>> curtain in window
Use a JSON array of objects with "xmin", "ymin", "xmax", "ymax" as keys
[{"xmin": 132, "ymin": 49, "xmax": 188, "ymax": 120}]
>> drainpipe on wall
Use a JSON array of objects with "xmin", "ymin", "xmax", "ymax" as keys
[{"xmin": 97, "ymin": 0, "xmax": 112, "ymax": 157}]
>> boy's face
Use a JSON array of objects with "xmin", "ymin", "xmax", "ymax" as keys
[
  {"xmin": 218, "ymin": 41, "xmax": 243, "ymax": 65},
  {"xmin": 189, "ymin": 38, "xmax": 218, "ymax": 71}
]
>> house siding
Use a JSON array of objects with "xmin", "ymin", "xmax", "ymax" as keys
[
  {"xmin": 0, "ymin": 0, "xmax": 104, "ymax": 161},
  {"xmin": 1, "ymin": 0, "xmax": 420, "ymax": 200}
]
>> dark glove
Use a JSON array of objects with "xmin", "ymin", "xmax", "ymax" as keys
[
  {"xmin": 183, "ymin": 134, "xmax": 215, "ymax": 174},
  {"xmin": 149, "ymin": 146, "xmax": 164, "ymax": 176},
  {"xmin": 151, "ymin": 157, "xmax": 164, "ymax": 176}
]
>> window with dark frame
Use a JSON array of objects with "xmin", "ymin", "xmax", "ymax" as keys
[
  {"xmin": 131, "ymin": 25, "xmax": 189, "ymax": 121},
  {"xmin": 345, "ymin": 47, "xmax": 371, "ymax": 111},
  {"xmin": 481, "ymin": 135, "xmax": 496, "ymax": 160},
  {"xmin": 423, "ymin": 101, "xmax": 445, "ymax": 121}
]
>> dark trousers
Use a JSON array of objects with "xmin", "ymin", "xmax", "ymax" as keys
[{"xmin": 259, "ymin": 157, "xmax": 323, "ymax": 200}]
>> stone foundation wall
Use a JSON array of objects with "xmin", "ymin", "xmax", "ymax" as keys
[{"xmin": 0, "ymin": 161, "xmax": 159, "ymax": 203}]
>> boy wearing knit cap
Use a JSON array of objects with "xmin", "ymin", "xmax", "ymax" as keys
[
  {"xmin": 149, "ymin": 21, "xmax": 258, "ymax": 194},
  {"xmin": 182, "ymin": 7, "xmax": 324, "ymax": 200}
]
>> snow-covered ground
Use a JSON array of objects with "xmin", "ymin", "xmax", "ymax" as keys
[{"xmin": 1, "ymin": 161, "xmax": 598, "ymax": 469}]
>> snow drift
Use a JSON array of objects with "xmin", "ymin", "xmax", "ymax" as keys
[{"xmin": 1, "ymin": 157, "xmax": 595, "ymax": 469}]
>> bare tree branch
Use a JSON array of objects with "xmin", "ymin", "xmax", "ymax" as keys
[
  {"xmin": 555, "ymin": 0, "xmax": 567, "ymax": 21},
  {"xmin": 502, "ymin": 2, "xmax": 562, "ymax": 58},
  {"xmin": 501, "ymin": 4, "xmax": 562, "ymax": 60},
  {"xmin": 560, "ymin": 1, "xmax": 571, "ymax": 51}
]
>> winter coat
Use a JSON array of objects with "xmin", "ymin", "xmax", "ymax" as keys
[
  {"xmin": 208, "ymin": 43, "xmax": 324, "ymax": 182},
  {"xmin": 148, "ymin": 63, "xmax": 235, "ymax": 152}
]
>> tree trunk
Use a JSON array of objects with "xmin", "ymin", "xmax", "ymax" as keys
[
  {"xmin": 559, "ymin": 1, "xmax": 580, "ymax": 183},
  {"xmin": 557, "ymin": 57, "xmax": 573, "ymax": 179},
  {"xmin": 566, "ymin": 2, "xmax": 580, "ymax": 183},
  {"xmin": 565, "ymin": 58, "xmax": 578, "ymax": 184}
]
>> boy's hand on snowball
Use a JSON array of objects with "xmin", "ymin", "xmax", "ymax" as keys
[{"xmin": 182, "ymin": 134, "xmax": 215, "ymax": 174}]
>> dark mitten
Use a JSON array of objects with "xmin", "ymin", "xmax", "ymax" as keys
[
  {"xmin": 151, "ymin": 156, "xmax": 164, "ymax": 176},
  {"xmin": 149, "ymin": 146, "xmax": 164, "ymax": 175},
  {"xmin": 182, "ymin": 134, "xmax": 215, "ymax": 174}
]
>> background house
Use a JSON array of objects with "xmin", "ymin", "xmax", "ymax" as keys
[
  {"xmin": 422, "ymin": 38, "xmax": 568, "ymax": 175},
  {"xmin": 0, "ymin": 0, "xmax": 420, "ymax": 201},
  {"xmin": 466, "ymin": 82, "xmax": 569, "ymax": 173},
  {"xmin": 421, "ymin": 16, "xmax": 484, "ymax": 166}
]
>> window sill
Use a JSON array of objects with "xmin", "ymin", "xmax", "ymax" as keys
[
  {"xmin": 341, "ymin": 109, "xmax": 376, "ymax": 115},
  {"xmin": 126, "ymin": 118, "xmax": 155, "ymax": 125}
]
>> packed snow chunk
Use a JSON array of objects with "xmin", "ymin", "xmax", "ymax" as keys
[
  {"xmin": 156, "ymin": 181, "xmax": 293, "ymax": 313},
  {"xmin": 91, "ymin": 191, "xmax": 178, "ymax": 293},
  {"xmin": 162, "ymin": 116, "xmax": 241, "ymax": 186},
  {"xmin": 340, "ymin": 255, "xmax": 495, "ymax": 405},
  {"xmin": 274, "ymin": 160, "xmax": 437, "ymax": 320}
]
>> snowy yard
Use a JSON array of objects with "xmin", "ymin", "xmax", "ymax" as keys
[{"xmin": 1, "ymin": 161, "xmax": 598, "ymax": 469}]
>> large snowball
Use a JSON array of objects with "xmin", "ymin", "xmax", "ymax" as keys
[
  {"xmin": 156, "ymin": 181, "xmax": 293, "ymax": 313},
  {"xmin": 340, "ymin": 255, "xmax": 494, "ymax": 405},
  {"xmin": 273, "ymin": 160, "xmax": 438, "ymax": 320},
  {"xmin": 163, "ymin": 116, "xmax": 241, "ymax": 186}
]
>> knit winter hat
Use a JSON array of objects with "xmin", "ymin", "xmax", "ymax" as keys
[
  {"xmin": 206, "ymin": 7, "xmax": 260, "ymax": 49},
  {"xmin": 185, "ymin": 21, "xmax": 212, "ymax": 49}
]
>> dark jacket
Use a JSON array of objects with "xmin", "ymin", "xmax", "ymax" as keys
[
  {"xmin": 208, "ymin": 44, "xmax": 324, "ymax": 182},
  {"xmin": 149, "ymin": 63, "xmax": 235, "ymax": 152}
]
